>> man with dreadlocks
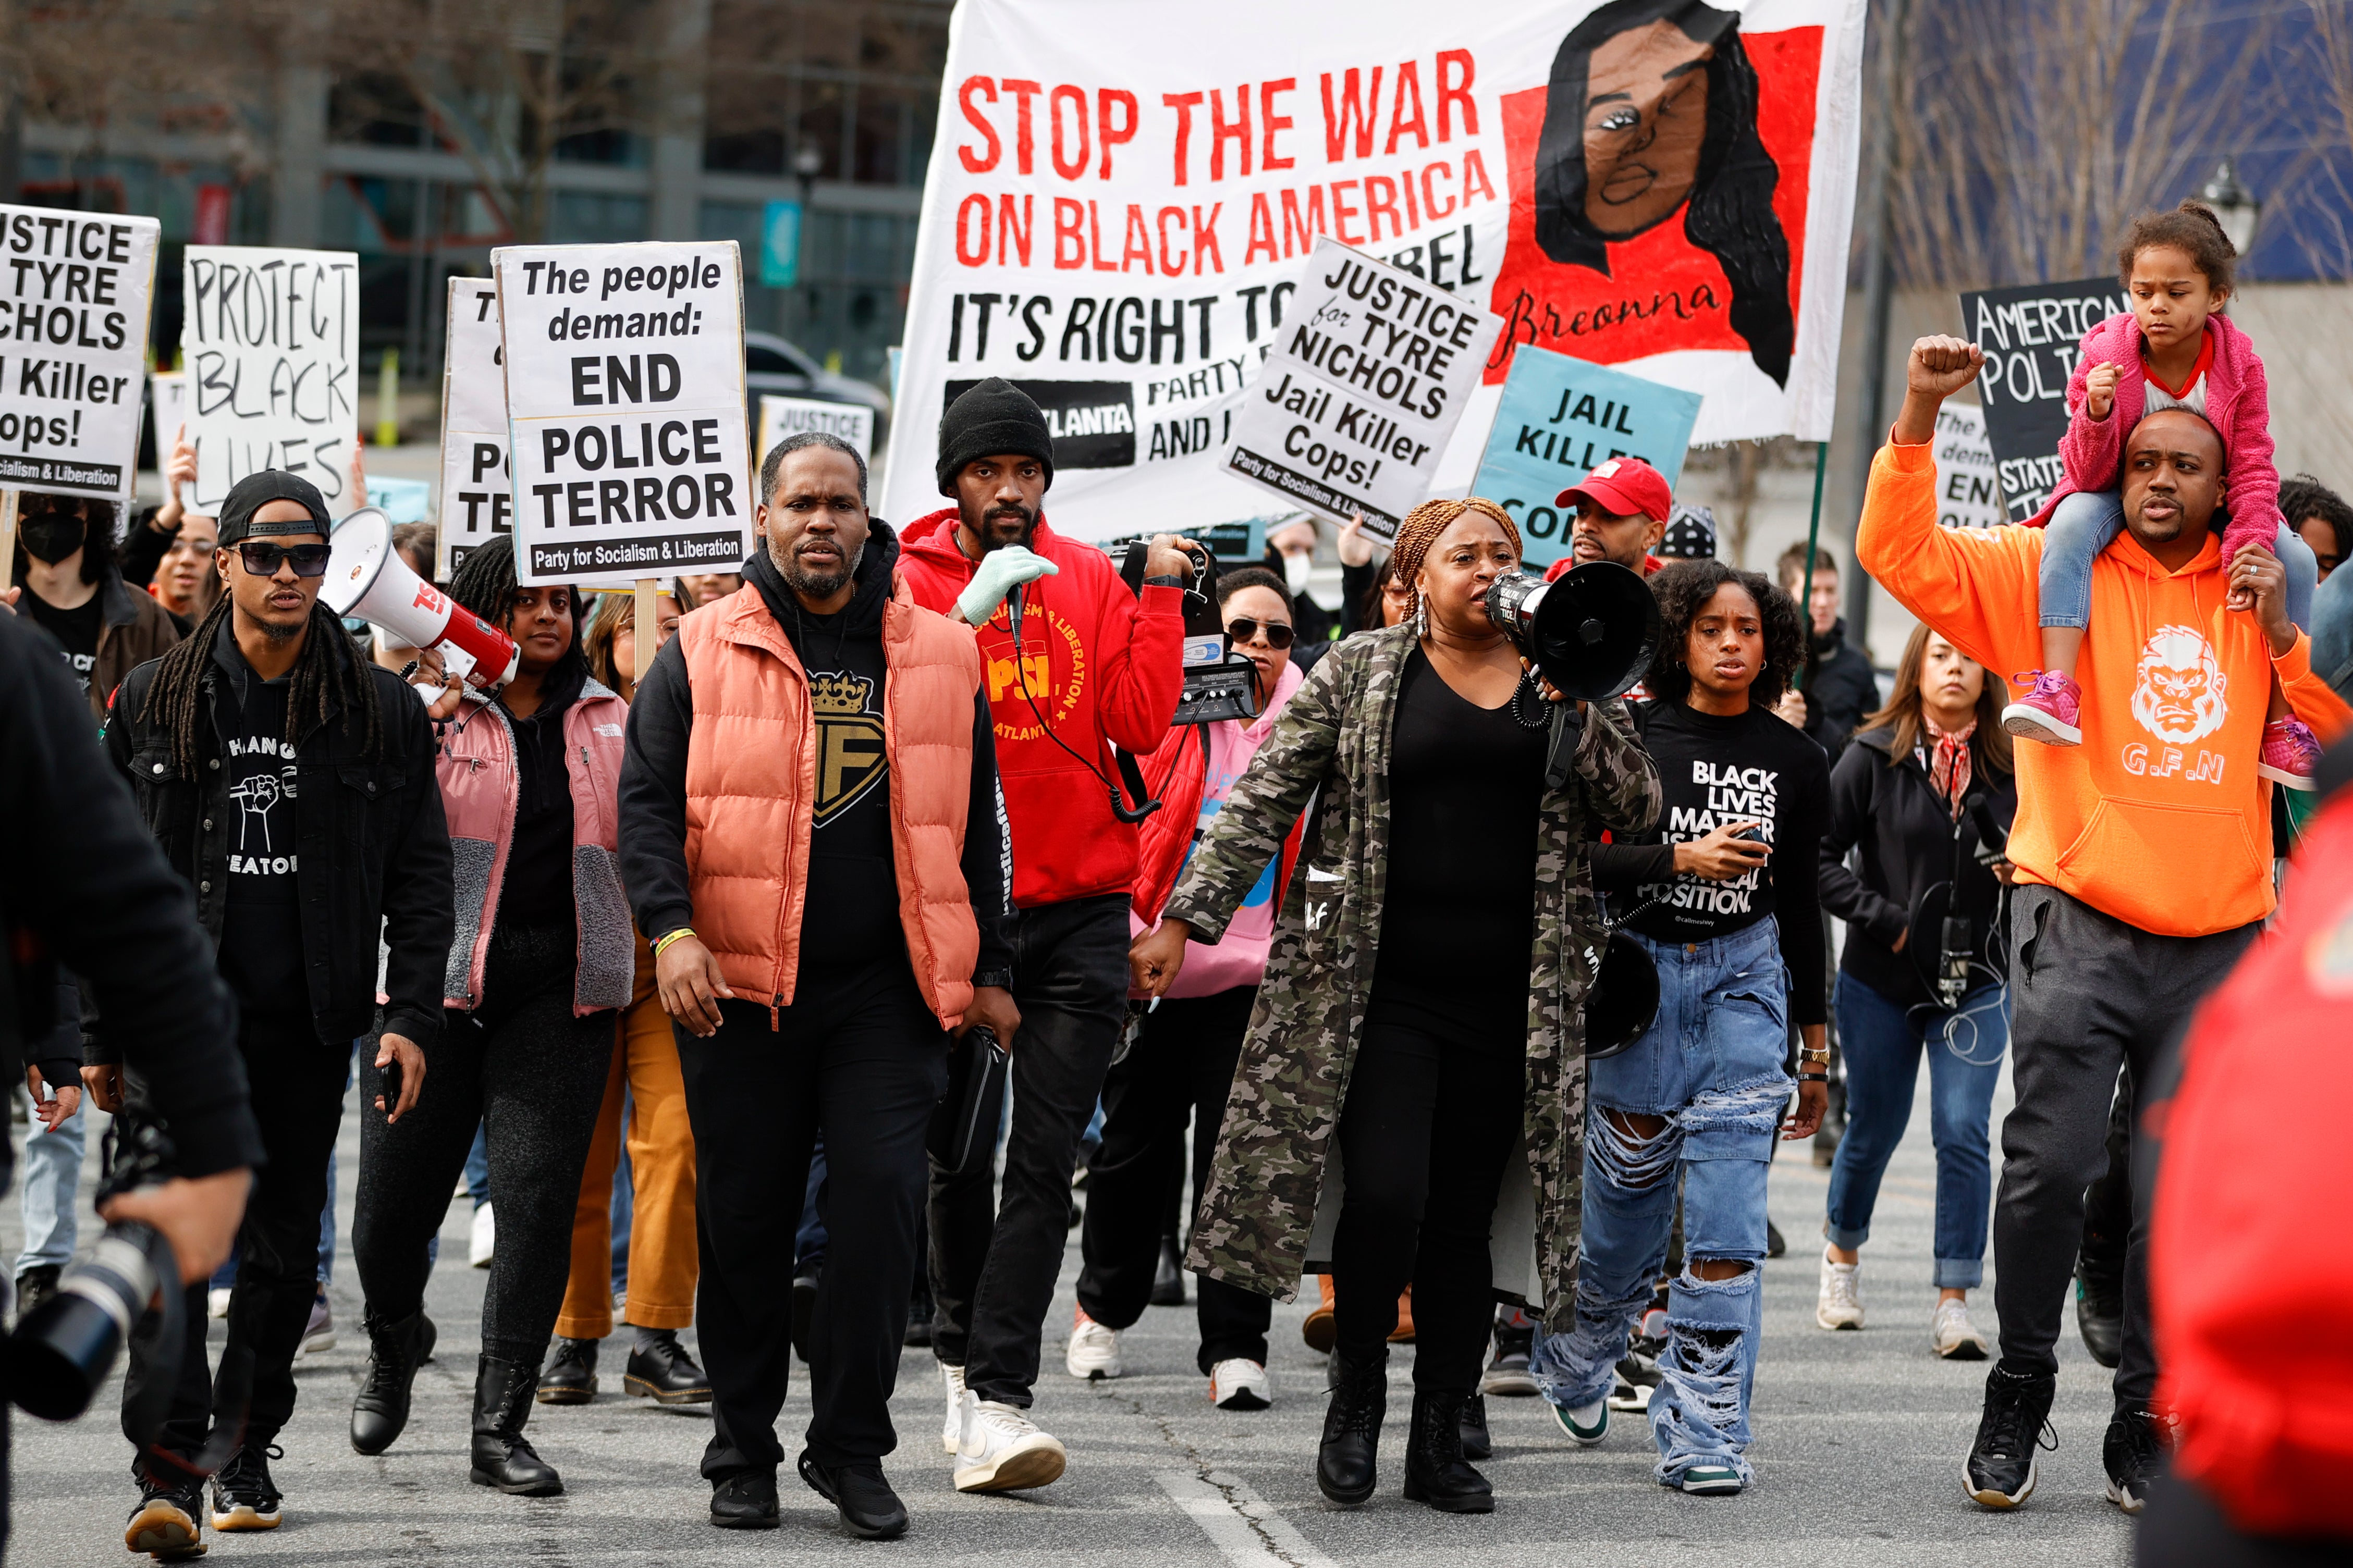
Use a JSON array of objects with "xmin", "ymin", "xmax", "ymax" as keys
[{"xmin": 95, "ymin": 471, "xmax": 453, "ymax": 1557}]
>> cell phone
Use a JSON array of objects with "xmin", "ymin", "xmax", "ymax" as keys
[
  {"xmin": 379, "ymin": 1057, "xmax": 402, "ymax": 1112},
  {"xmin": 1733, "ymin": 824, "xmax": 1768, "ymax": 844}
]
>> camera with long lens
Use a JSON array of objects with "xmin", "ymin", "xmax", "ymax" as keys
[{"xmin": 1485, "ymin": 560, "xmax": 1663, "ymax": 701}]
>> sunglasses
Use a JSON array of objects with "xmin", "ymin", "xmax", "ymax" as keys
[
  {"xmin": 235, "ymin": 541, "xmax": 333, "ymax": 577},
  {"xmin": 1224, "ymin": 617, "xmax": 1295, "ymax": 649}
]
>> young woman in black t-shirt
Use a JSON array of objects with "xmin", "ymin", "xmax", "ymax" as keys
[{"xmin": 1536, "ymin": 560, "xmax": 1828, "ymax": 1497}]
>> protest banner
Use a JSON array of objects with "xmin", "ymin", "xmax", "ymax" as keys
[
  {"xmin": 496, "ymin": 239, "xmax": 753, "ymax": 589},
  {"xmin": 1222, "ymin": 239, "xmax": 1499, "ymax": 534},
  {"xmin": 1960, "ymin": 275, "xmax": 2125, "ymax": 522},
  {"xmin": 1932, "ymin": 401, "xmax": 2003, "ymax": 530},
  {"xmin": 182, "ymin": 245, "xmax": 361, "ymax": 513},
  {"xmin": 1468, "ymin": 344, "xmax": 1701, "ymax": 567},
  {"xmin": 0, "ymin": 206, "xmax": 160, "ymax": 502},
  {"xmin": 879, "ymin": 0, "xmax": 1866, "ymax": 539},
  {"xmin": 758, "ymin": 393, "xmax": 874, "ymax": 465},
  {"xmin": 439, "ymin": 276, "xmax": 509, "ymax": 577}
]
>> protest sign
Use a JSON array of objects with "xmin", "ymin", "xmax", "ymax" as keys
[
  {"xmin": 439, "ymin": 276, "xmax": 509, "ymax": 577},
  {"xmin": 1960, "ymin": 276, "xmax": 2125, "ymax": 522},
  {"xmin": 1932, "ymin": 402, "xmax": 2003, "ymax": 530},
  {"xmin": 758, "ymin": 393, "xmax": 874, "ymax": 465},
  {"xmin": 1222, "ymin": 239, "xmax": 1499, "ymax": 534},
  {"xmin": 0, "ymin": 206, "xmax": 160, "ymax": 501},
  {"xmin": 496, "ymin": 240, "xmax": 752, "ymax": 589},
  {"xmin": 1468, "ymin": 345, "xmax": 1701, "ymax": 567},
  {"xmin": 182, "ymin": 245, "xmax": 361, "ymax": 513},
  {"xmin": 879, "ymin": 0, "xmax": 1866, "ymax": 539},
  {"xmin": 151, "ymin": 370, "xmax": 187, "ymax": 459}
]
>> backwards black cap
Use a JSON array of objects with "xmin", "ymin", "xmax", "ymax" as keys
[{"xmin": 216, "ymin": 471, "xmax": 333, "ymax": 546}]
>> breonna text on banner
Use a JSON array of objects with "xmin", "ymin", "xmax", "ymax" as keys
[
  {"xmin": 0, "ymin": 206, "xmax": 160, "ymax": 501},
  {"xmin": 879, "ymin": 0, "xmax": 1866, "ymax": 539},
  {"xmin": 759, "ymin": 393, "xmax": 873, "ymax": 463},
  {"xmin": 440, "ymin": 276, "xmax": 510, "ymax": 578},
  {"xmin": 496, "ymin": 240, "xmax": 753, "ymax": 589},
  {"xmin": 1223, "ymin": 239, "xmax": 1499, "ymax": 534},
  {"xmin": 1469, "ymin": 344, "xmax": 1701, "ymax": 567},
  {"xmin": 1959, "ymin": 276, "xmax": 2126, "ymax": 523},
  {"xmin": 1931, "ymin": 402, "xmax": 2002, "ymax": 530},
  {"xmin": 182, "ymin": 246, "xmax": 361, "ymax": 513}
]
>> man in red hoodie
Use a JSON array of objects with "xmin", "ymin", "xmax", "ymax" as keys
[{"xmin": 895, "ymin": 377, "xmax": 1190, "ymax": 1493}]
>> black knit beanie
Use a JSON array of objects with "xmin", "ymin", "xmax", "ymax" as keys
[{"xmin": 935, "ymin": 377, "xmax": 1056, "ymax": 496}]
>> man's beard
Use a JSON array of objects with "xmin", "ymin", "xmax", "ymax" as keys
[
  {"xmin": 964, "ymin": 500, "xmax": 1037, "ymax": 553},
  {"xmin": 777, "ymin": 538, "xmax": 863, "ymax": 599},
  {"xmin": 256, "ymin": 606, "xmax": 308, "ymax": 643}
]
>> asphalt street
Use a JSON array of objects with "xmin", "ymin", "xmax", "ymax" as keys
[{"xmin": 5, "ymin": 1058, "xmax": 2135, "ymax": 1567}]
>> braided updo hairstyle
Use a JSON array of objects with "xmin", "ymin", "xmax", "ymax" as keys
[{"xmin": 1386, "ymin": 497, "xmax": 1524, "ymax": 621}]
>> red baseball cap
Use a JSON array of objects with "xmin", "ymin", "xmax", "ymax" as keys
[{"xmin": 1555, "ymin": 457, "xmax": 1672, "ymax": 523}]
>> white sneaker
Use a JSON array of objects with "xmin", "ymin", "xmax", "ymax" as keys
[
  {"xmin": 1206, "ymin": 1358, "xmax": 1271, "ymax": 1410},
  {"xmin": 954, "ymin": 1396, "xmax": 1068, "ymax": 1492},
  {"xmin": 1552, "ymin": 1393, "xmax": 1609, "ymax": 1447},
  {"xmin": 468, "ymin": 1202, "xmax": 496, "ymax": 1268},
  {"xmin": 940, "ymin": 1362, "xmax": 968, "ymax": 1454},
  {"xmin": 207, "ymin": 1286, "xmax": 232, "ymax": 1319},
  {"xmin": 1932, "ymin": 1297, "xmax": 1990, "ymax": 1360},
  {"xmin": 1816, "ymin": 1246, "xmax": 1864, "ymax": 1330},
  {"xmin": 1065, "ymin": 1305, "xmax": 1122, "ymax": 1380}
]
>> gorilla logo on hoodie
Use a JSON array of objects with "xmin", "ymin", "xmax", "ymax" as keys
[{"xmin": 2129, "ymin": 624, "xmax": 2229, "ymax": 745}]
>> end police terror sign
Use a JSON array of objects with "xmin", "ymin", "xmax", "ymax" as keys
[
  {"xmin": 496, "ymin": 241, "xmax": 753, "ymax": 588},
  {"xmin": 0, "ymin": 206, "xmax": 160, "ymax": 501}
]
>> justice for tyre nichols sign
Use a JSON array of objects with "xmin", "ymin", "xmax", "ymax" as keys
[{"xmin": 496, "ymin": 240, "xmax": 753, "ymax": 589}]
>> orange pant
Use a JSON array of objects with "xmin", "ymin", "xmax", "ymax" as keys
[{"xmin": 555, "ymin": 942, "xmax": 697, "ymax": 1337}]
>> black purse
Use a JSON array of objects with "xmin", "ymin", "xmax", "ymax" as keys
[
  {"xmin": 928, "ymin": 1026, "xmax": 1008, "ymax": 1174},
  {"xmin": 1585, "ymin": 925, "xmax": 1661, "ymax": 1059}
]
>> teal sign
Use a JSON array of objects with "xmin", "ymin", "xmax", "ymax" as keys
[
  {"xmin": 1470, "ymin": 345, "xmax": 1704, "ymax": 569},
  {"xmin": 760, "ymin": 200, "xmax": 804, "ymax": 288}
]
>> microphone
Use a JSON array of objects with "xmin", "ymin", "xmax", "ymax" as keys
[{"xmin": 1007, "ymin": 582, "xmax": 1026, "ymax": 645}]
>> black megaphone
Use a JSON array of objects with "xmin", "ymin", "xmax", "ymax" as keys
[{"xmin": 1485, "ymin": 561, "xmax": 1662, "ymax": 701}]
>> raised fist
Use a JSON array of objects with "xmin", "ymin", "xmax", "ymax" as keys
[{"xmin": 1907, "ymin": 335, "xmax": 1985, "ymax": 400}]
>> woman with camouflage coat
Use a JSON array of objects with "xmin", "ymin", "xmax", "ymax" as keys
[{"xmin": 1130, "ymin": 497, "xmax": 1660, "ymax": 1515}]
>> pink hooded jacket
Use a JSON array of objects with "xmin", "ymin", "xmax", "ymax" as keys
[{"xmin": 2027, "ymin": 311, "xmax": 2276, "ymax": 559}]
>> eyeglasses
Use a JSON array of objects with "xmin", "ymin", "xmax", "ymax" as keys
[
  {"xmin": 1224, "ymin": 618, "xmax": 1295, "ymax": 649},
  {"xmin": 235, "ymin": 541, "xmax": 333, "ymax": 577},
  {"xmin": 163, "ymin": 536, "xmax": 217, "ymax": 559}
]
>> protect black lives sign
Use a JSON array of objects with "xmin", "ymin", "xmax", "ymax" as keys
[
  {"xmin": 1222, "ymin": 239, "xmax": 1499, "ymax": 537},
  {"xmin": 0, "ymin": 205, "xmax": 159, "ymax": 502},
  {"xmin": 439, "ymin": 277, "xmax": 508, "ymax": 578},
  {"xmin": 184, "ymin": 246, "xmax": 361, "ymax": 513},
  {"xmin": 496, "ymin": 240, "xmax": 753, "ymax": 589},
  {"xmin": 1960, "ymin": 277, "xmax": 2127, "ymax": 523}
]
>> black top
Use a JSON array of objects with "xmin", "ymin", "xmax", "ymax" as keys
[
  {"xmin": 1798, "ymin": 618, "xmax": 1881, "ymax": 760},
  {"xmin": 1589, "ymin": 700, "xmax": 1830, "ymax": 1026},
  {"xmin": 215, "ymin": 640, "xmax": 307, "ymax": 1015},
  {"xmin": 21, "ymin": 588, "xmax": 102, "ymax": 697},
  {"xmin": 495, "ymin": 663, "xmax": 583, "ymax": 939},
  {"xmin": 1370, "ymin": 647, "xmax": 1552, "ymax": 1046}
]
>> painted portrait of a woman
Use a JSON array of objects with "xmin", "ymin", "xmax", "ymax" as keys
[{"xmin": 1531, "ymin": 0, "xmax": 1796, "ymax": 387}]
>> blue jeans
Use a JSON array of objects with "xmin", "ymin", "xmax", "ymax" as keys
[
  {"xmin": 1824, "ymin": 974, "xmax": 2006, "ymax": 1288},
  {"xmin": 2041, "ymin": 489, "xmax": 2317, "ymax": 630},
  {"xmin": 1534, "ymin": 918, "xmax": 1791, "ymax": 1486},
  {"xmin": 15, "ymin": 1101, "xmax": 87, "ymax": 1275}
]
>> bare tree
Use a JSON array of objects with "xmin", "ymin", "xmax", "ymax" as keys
[{"xmin": 2291, "ymin": 0, "xmax": 2353, "ymax": 276}]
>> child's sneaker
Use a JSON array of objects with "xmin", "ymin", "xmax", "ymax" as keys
[
  {"xmin": 2002, "ymin": 670, "xmax": 2082, "ymax": 745},
  {"xmin": 2259, "ymin": 717, "xmax": 2320, "ymax": 791}
]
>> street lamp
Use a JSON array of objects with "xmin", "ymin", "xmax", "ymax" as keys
[{"xmin": 2200, "ymin": 157, "xmax": 2261, "ymax": 256}]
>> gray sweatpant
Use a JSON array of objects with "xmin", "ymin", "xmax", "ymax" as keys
[{"xmin": 1991, "ymin": 883, "xmax": 2256, "ymax": 1412}]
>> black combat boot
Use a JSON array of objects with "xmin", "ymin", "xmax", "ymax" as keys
[
  {"xmin": 1402, "ymin": 1386, "xmax": 1492, "ymax": 1513},
  {"xmin": 1316, "ymin": 1349, "xmax": 1387, "ymax": 1506},
  {"xmin": 470, "ymin": 1355, "xmax": 563, "ymax": 1495}
]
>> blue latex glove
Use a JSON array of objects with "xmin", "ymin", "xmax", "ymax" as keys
[{"xmin": 955, "ymin": 544, "xmax": 1059, "ymax": 626}]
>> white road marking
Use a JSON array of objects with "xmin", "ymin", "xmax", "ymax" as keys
[{"xmin": 1154, "ymin": 1471, "xmax": 1339, "ymax": 1568}]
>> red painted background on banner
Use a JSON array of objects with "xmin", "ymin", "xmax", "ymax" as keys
[{"xmin": 1484, "ymin": 26, "xmax": 1823, "ymax": 382}]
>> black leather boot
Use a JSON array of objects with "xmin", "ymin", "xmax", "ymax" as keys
[
  {"xmin": 470, "ymin": 1355, "xmax": 563, "ymax": 1495},
  {"xmin": 1402, "ymin": 1387, "xmax": 1493, "ymax": 1513},
  {"xmin": 537, "ymin": 1337, "xmax": 598, "ymax": 1404},
  {"xmin": 350, "ymin": 1311, "xmax": 436, "ymax": 1455},
  {"xmin": 1316, "ymin": 1349, "xmax": 1387, "ymax": 1506}
]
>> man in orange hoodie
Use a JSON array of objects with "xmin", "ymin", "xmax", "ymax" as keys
[{"xmin": 1857, "ymin": 336, "xmax": 2350, "ymax": 1518}]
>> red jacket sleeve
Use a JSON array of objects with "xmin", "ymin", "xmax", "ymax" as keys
[{"xmin": 1093, "ymin": 579, "xmax": 1184, "ymax": 754}]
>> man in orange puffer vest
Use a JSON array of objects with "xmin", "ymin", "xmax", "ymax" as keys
[{"xmin": 618, "ymin": 432, "xmax": 1017, "ymax": 1540}]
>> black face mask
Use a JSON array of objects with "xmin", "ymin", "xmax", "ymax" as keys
[{"xmin": 18, "ymin": 511, "xmax": 88, "ymax": 564}]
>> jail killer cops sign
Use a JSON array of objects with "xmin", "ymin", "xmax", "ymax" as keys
[
  {"xmin": 880, "ymin": 0, "xmax": 1865, "ymax": 540},
  {"xmin": 439, "ymin": 276, "xmax": 509, "ymax": 578},
  {"xmin": 1960, "ymin": 276, "xmax": 2126, "ymax": 524},
  {"xmin": 0, "ymin": 206, "xmax": 159, "ymax": 501},
  {"xmin": 183, "ymin": 246, "xmax": 361, "ymax": 513},
  {"xmin": 496, "ymin": 240, "xmax": 753, "ymax": 589},
  {"xmin": 1223, "ymin": 240, "xmax": 1499, "ymax": 533}
]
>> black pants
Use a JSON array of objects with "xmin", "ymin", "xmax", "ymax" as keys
[
  {"xmin": 125, "ymin": 1011, "xmax": 348, "ymax": 1465},
  {"xmin": 1075, "ymin": 985, "xmax": 1273, "ymax": 1374},
  {"xmin": 679, "ymin": 959, "xmax": 946, "ymax": 1478},
  {"xmin": 929, "ymin": 893, "xmax": 1130, "ymax": 1408},
  {"xmin": 2077, "ymin": 1066, "xmax": 2134, "ymax": 1285},
  {"xmin": 1331, "ymin": 1008, "xmax": 1526, "ymax": 1393},
  {"xmin": 1994, "ymin": 885, "xmax": 2254, "ymax": 1411},
  {"xmin": 353, "ymin": 928, "xmax": 612, "ymax": 1365}
]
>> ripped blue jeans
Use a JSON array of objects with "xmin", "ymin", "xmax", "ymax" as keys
[{"xmin": 1535, "ymin": 918, "xmax": 1790, "ymax": 1486}]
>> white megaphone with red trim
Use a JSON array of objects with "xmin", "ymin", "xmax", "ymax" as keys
[{"xmin": 325, "ymin": 507, "xmax": 519, "ymax": 702}]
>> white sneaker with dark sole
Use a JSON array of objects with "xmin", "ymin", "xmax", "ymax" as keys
[
  {"xmin": 1065, "ymin": 1306, "xmax": 1122, "ymax": 1380},
  {"xmin": 954, "ymin": 1397, "xmax": 1068, "ymax": 1493},
  {"xmin": 1932, "ymin": 1298, "xmax": 1989, "ymax": 1360},
  {"xmin": 1207, "ymin": 1359, "xmax": 1271, "ymax": 1410},
  {"xmin": 1551, "ymin": 1395, "xmax": 1608, "ymax": 1447}
]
